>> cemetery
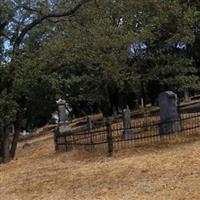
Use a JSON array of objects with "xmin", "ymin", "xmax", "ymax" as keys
[
  {"xmin": 1, "ymin": 1, "xmax": 200, "ymax": 199},
  {"xmin": 54, "ymin": 91, "xmax": 200, "ymax": 154},
  {"xmin": 1, "ymin": 108, "xmax": 200, "ymax": 199}
]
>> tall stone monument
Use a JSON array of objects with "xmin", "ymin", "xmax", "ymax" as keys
[
  {"xmin": 122, "ymin": 106, "xmax": 134, "ymax": 140},
  {"xmin": 56, "ymin": 99, "xmax": 69, "ymax": 133},
  {"xmin": 159, "ymin": 91, "xmax": 181, "ymax": 135},
  {"xmin": 56, "ymin": 99, "xmax": 68, "ymax": 124}
]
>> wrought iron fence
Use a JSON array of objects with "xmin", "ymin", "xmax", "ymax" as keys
[{"xmin": 54, "ymin": 111, "xmax": 200, "ymax": 154}]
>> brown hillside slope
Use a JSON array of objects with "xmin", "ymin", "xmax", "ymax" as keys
[{"xmin": 1, "ymin": 136, "xmax": 200, "ymax": 200}]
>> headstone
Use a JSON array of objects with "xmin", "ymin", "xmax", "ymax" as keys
[
  {"xmin": 87, "ymin": 116, "xmax": 94, "ymax": 148},
  {"xmin": 56, "ymin": 99, "xmax": 70, "ymax": 133},
  {"xmin": 159, "ymin": 91, "xmax": 181, "ymax": 135},
  {"xmin": 87, "ymin": 116, "xmax": 93, "ymax": 131},
  {"xmin": 113, "ymin": 106, "xmax": 118, "ymax": 119},
  {"xmin": 56, "ymin": 99, "xmax": 68, "ymax": 124},
  {"xmin": 140, "ymin": 98, "xmax": 144, "ymax": 108},
  {"xmin": 184, "ymin": 89, "xmax": 190, "ymax": 102},
  {"xmin": 122, "ymin": 106, "xmax": 134, "ymax": 139}
]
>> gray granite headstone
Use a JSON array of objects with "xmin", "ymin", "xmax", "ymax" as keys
[
  {"xmin": 140, "ymin": 98, "xmax": 144, "ymax": 108},
  {"xmin": 87, "ymin": 116, "xmax": 93, "ymax": 131},
  {"xmin": 122, "ymin": 107, "xmax": 134, "ymax": 139},
  {"xmin": 56, "ymin": 99, "xmax": 68, "ymax": 124},
  {"xmin": 159, "ymin": 91, "xmax": 181, "ymax": 135},
  {"xmin": 184, "ymin": 89, "xmax": 190, "ymax": 102},
  {"xmin": 56, "ymin": 99, "xmax": 70, "ymax": 133},
  {"xmin": 87, "ymin": 116, "xmax": 95, "ymax": 148}
]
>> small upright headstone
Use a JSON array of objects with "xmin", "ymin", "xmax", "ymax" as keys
[
  {"xmin": 159, "ymin": 91, "xmax": 181, "ymax": 135},
  {"xmin": 184, "ymin": 89, "xmax": 190, "ymax": 102},
  {"xmin": 122, "ymin": 106, "xmax": 134, "ymax": 140},
  {"xmin": 140, "ymin": 98, "xmax": 144, "ymax": 108},
  {"xmin": 87, "ymin": 116, "xmax": 94, "ymax": 148},
  {"xmin": 113, "ymin": 107, "xmax": 118, "ymax": 119},
  {"xmin": 87, "ymin": 116, "xmax": 93, "ymax": 131}
]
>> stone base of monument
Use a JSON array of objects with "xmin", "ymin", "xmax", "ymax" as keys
[
  {"xmin": 159, "ymin": 118, "xmax": 181, "ymax": 135},
  {"xmin": 56, "ymin": 136, "xmax": 73, "ymax": 151},
  {"xmin": 122, "ymin": 130, "xmax": 134, "ymax": 140},
  {"xmin": 55, "ymin": 125, "xmax": 73, "ymax": 151}
]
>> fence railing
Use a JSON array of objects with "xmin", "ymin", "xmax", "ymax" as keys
[{"xmin": 54, "ymin": 111, "xmax": 200, "ymax": 154}]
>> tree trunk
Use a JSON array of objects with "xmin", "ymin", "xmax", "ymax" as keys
[
  {"xmin": 0, "ymin": 126, "xmax": 3, "ymax": 163},
  {"xmin": 10, "ymin": 121, "xmax": 21, "ymax": 159},
  {"xmin": 10, "ymin": 112, "xmax": 22, "ymax": 159},
  {"xmin": 2, "ymin": 126, "xmax": 11, "ymax": 163},
  {"xmin": 141, "ymin": 80, "xmax": 146, "ymax": 107}
]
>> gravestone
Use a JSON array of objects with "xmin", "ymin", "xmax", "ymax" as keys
[
  {"xmin": 87, "ymin": 116, "xmax": 93, "ymax": 131},
  {"xmin": 184, "ymin": 89, "xmax": 190, "ymax": 102},
  {"xmin": 87, "ymin": 116, "xmax": 95, "ymax": 149},
  {"xmin": 56, "ymin": 99, "xmax": 70, "ymax": 133},
  {"xmin": 122, "ymin": 106, "xmax": 134, "ymax": 140},
  {"xmin": 159, "ymin": 91, "xmax": 181, "ymax": 135},
  {"xmin": 140, "ymin": 98, "xmax": 144, "ymax": 108},
  {"xmin": 56, "ymin": 99, "xmax": 68, "ymax": 124}
]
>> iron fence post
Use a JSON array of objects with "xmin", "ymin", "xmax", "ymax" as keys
[
  {"xmin": 177, "ymin": 98, "xmax": 182, "ymax": 132},
  {"xmin": 54, "ymin": 127, "xmax": 59, "ymax": 151},
  {"xmin": 87, "ymin": 116, "xmax": 94, "ymax": 145},
  {"xmin": 106, "ymin": 118, "xmax": 113, "ymax": 155}
]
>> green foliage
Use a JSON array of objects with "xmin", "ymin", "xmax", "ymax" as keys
[{"xmin": 1, "ymin": 0, "xmax": 200, "ymax": 128}]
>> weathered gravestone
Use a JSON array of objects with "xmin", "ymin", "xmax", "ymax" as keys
[
  {"xmin": 159, "ymin": 91, "xmax": 181, "ymax": 135},
  {"xmin": 122, "ymin": 107, "xmax": 134, "ymax": 140},
  {"xmin": 87, "ymin": 116, "xmax": 93, "ymax": 131},
  {"xmin": 184, "ymin": 89, "xmax": 190, "ymax": 102},
  {"xmin": 86, "ymin": 116, "xmax": 95, "ymax": 150},
  {"xmin": 140, "ymin": 98, "xmax": 144, "ymax": 108},
  {"xmin": 56, "ymin": 99, "xmax": 68, "ymax": 124},
  {"xmin": 56, "ymin": 99, "xmax": 70, "ymax": 133}
]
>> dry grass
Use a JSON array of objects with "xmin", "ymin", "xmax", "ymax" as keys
[{"xmin": 1, "ymin": 134, "xmax": 200, "ymax": 200}]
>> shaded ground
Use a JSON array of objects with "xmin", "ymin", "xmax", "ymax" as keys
[{"xmin": 1, "ymin": 134, "xmax": 200, "ymax": 200}]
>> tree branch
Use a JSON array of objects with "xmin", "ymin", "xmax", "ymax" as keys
[
  {"xmin": 13, "ymin": 0, "xmax": 92, "ymax": 51},
  {"xmin": 18, "ymin": 4, "xmax": 42, "ymax": 14}
]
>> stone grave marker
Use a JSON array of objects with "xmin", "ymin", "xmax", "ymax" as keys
[
  {"xmin": 87, "ymin": 116, "xmax": 93, "ymax": 131},
  {"xmin": 122, "ymin": 106, "xmax": 134, "ymax": 140},
  {"xmin": 159, "ymin": 91, "xmax": 181, "ymax": 135},
  {"xmin": 56, "ymin": 99, "xmax": 70, "ymax": 133},
  {"xmin": 56, "ymin": 99, "xmax": 68, "ymax": 124},
  {"xmin": 87, "ymin": 116, "xmax": 95, "ymax": 149},
  {"xmin": 184, "ymin": 89, "xmax": 190, "ymax": 102},
  {"xmin": 140, "ymin": 98, "xmax": 144, "ymax": 108}
]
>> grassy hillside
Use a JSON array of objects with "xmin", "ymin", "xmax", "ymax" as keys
[{"xmin": 1, "ymin": 134, "xmax": 200, "ymax": 200}]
